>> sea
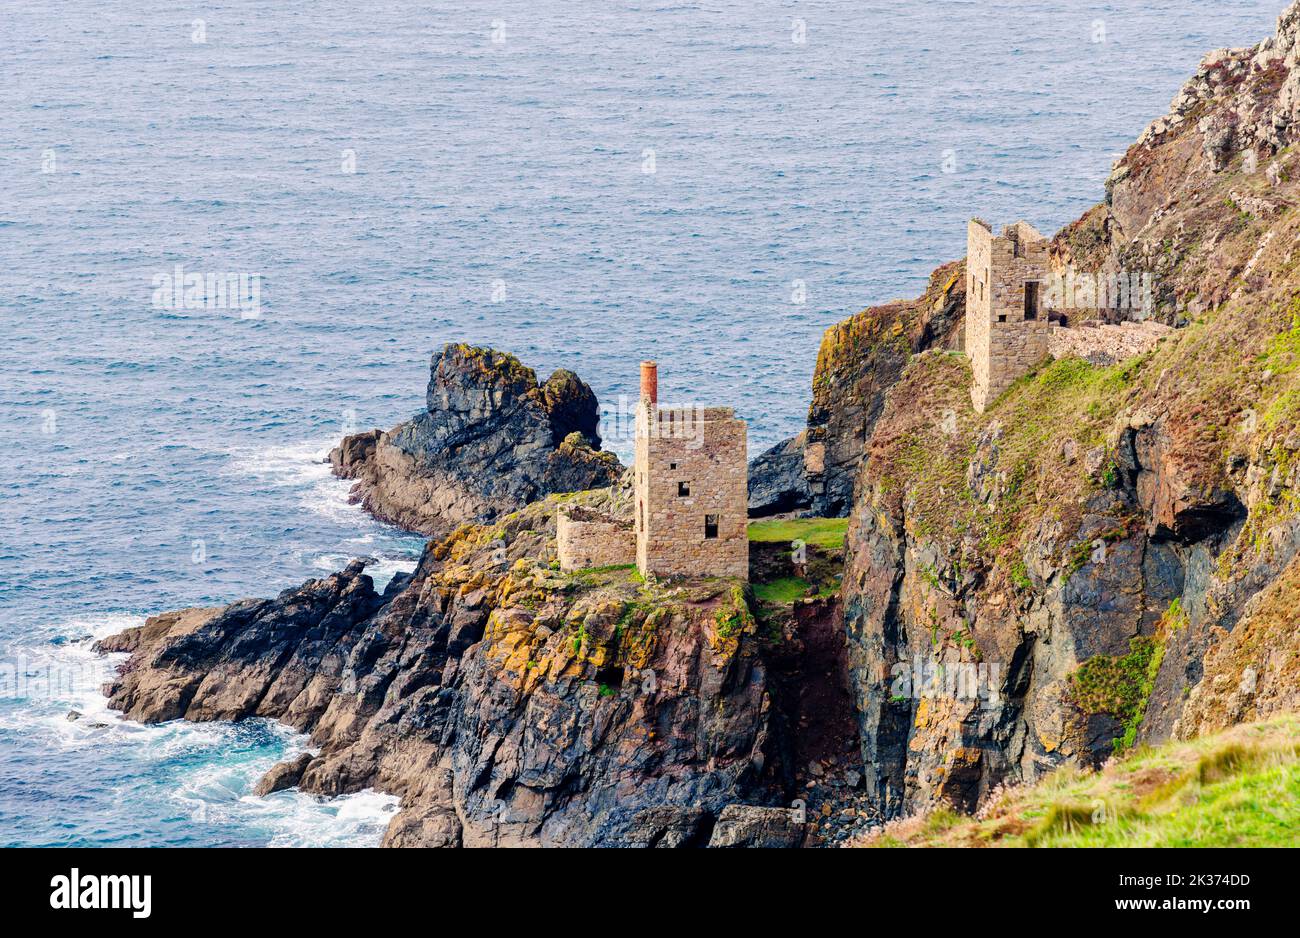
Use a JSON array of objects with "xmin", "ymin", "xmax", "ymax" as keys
[{"xmin": 0, "ymin": 0, "xmax": 1284, "ymax": 846}]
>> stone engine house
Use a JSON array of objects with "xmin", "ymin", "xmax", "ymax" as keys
[
  {"xmin": 966, "ymin": 218, "xmax": 1051, "ymax": 413},
  {"xmin": 633, "ymin": 362, "xmax": 749, "ymax": 581},
  {"xmin": 964, "ymin": 217, "xmax": 1173, "ymax": 412},
  {"xmin": 555, "ymin": 361, "xmax": 749, "ymax": 581}
]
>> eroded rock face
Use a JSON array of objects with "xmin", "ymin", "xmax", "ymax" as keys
[
  {"xmin": 838, "ymin": 333, "xmax": 1300, "ymax": 820},
  {"xmin": 254, "ymin": 753, "xmax": 313, "ymax": 796},
  {"xmin": 330, "ymin": 344, "xmax": 622, "ymax": 538},
  {"xmin": 98, "ymin": 491, "xmax": 779, "ymax": 847},
  {"xmin": 1176, "ymin": 554, "xmax": 1300, "ymax": 739},
  {"xmin": 1054, "ymin": 2, "xmax": 1300, "ymax": 321},
  {"xmin": 747, "ymin": 432, "xmax": 811, "ymax": 517},
  {"xmin": 841, "ymin": 357, "xmax": 1201, "ymax": 819},
  {"xmin": 707, "ymin": 805, "xmax": 805, "ymax": 848}
]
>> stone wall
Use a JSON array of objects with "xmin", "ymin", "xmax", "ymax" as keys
[
  {"xmin": 556, "ymin": 507, "xmax": 635, "ymax": 572},
  {"xmin": 967, "ymin": 219, "xmax": 1052, "ymax": 412},
  {"xmin": 966, "ymin": 219, "xmax": 994, "ymax": 397},
  {"xmin": 1048, "ymin": 320, "xmax": 1172, "ymax": 365},
  {"xmin": 635, "ymin": 403, "xmax": 749, "ymax": 580},
  {"xmin": 976, "ymin": 320, "xmax": 1052, "ymax": 411}
]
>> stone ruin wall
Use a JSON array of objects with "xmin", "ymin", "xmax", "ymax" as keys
[
  {"xmin": 557, "ymin": 508, "xmax": 635, "ymax": 572},
  {"xmin": 635, "ymin": 404, "xmax": 749, "ymax": 580},
  {"xmin": 966, "ymin": 219, "xmax": 994, "ymax": 398},
  {"xmin": 1047, "ymin": 319, "xmax": 1172, "ymax": 366},
  {"xmin": 968, "ymin": 220, "xmax": 1052, "ymax": 412}
]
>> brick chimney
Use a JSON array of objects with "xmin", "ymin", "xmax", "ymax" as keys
[{"xmin": 640, "ymin": 360, "xmax": 658, "ymax": 404}]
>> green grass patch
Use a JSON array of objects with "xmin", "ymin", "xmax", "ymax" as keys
[
  {"xmin": 574, "ymin": 563, "xmax": 635, "ymax": 575},
  {"xmin": 563, "ymin": 563, "xmax": 642, "ymax": 592},
  {"xmin": 748, "ymin": 517, "xmax": 850, "ymax": 550},
  {"xmin": 1069, "ymin": 635, "xmax": 1163, "ymax": 753},
  {"xmin": 857, "ymin": 714, "xmax": 1300, "ymax": 848},
  {"xmin": 1026, "ymin": 750, "xmax": 1300, "ymax": 847},
  {"xmin": 714, "ymin": 584, "xmax": 756, "ymax": 640},
  {"xmin": 752, "ymin": 576, "xmax": 813, "ymax": 604}
]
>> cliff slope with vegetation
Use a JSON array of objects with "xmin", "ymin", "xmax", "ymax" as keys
[
  {"xmin": 839, "ymin": 3, "xmax": 1300, "ymax": 821},
  {"xmin": 855, "ymin": 713, "xmax": 1299, "ymax": 847}
]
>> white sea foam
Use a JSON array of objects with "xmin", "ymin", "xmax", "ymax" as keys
[
  {"xmin": 310, "ymin": 552, "xmax": 417, "ymax": 590},
  {"xmin": 223, "ymin": 437, "xmax": 418, "ymax": 535},
  {"xmin": 4, "ymin": 613, "xmax": 395, "ymax": 847},
  {"xmin": 225, "ymin": 438, "xmax": 340, "ymax": 505},
  {"xmin": 4, "ymin": 443, "xmax": 419, "ymax": 848},
  {"xmin": 169, "ymin": 732, "xmax": 399, "ymax": 847},
  {"xmin": 0, "ymin": 613, "xmax": 140, "ymax": 735},
  {"xmin": 302, "ymin": 474, "xmax": 371, "ymax": 526},
  {"xmin": 224, "ymin": 437, "xmax": 423, "ymax": 585},
  {"xmin": 224, "ymin": 438, "xmax": 337, "ymax": 495},
  {"xmin": 241, "ymin": 789, "xmax": 400, "ymax": 848}
]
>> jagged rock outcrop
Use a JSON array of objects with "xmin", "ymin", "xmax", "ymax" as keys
[
  {"xmin": 330, "ymin": 344, "xmax": 622, "ymax": 538},
  {"xmin": 748, "ymin": 262, "xmax": 967, "ymax": 518},
  {"xmin": 747, "ymin": 432, "xmax": 812, "ymax": 517},
  {"xmin": 1057, "ymin": 2, "xmax": 1300, "ymax": 319},
  {"xmin": 254, "ymin": 753, "xmax": 314, "ymax": 796},
  {"xmin": 707, "ymin": 805, "xmax": 805, "ymax": 848},
  {"xmin": 98, "ymin": 489, "xmax": 781, "ymax": 847}
]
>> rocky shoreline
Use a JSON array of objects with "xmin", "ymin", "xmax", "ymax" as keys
[{"xmin": 97, "ymin": 490, "xmax": 807, "ymax": 847}]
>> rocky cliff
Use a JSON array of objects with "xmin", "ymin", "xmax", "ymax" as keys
[
  {"xmin": 330, "ymin": 344, "xmax": 622, "ymax": 538},
  {"xmin": 99, "ymin": 488, "xmax": 790, "ymax": 847},
  {"xmin": 748, "ymin": 262, "xmax": 967, "ymax": 517},
  {"xmin": 838, "ymin": 3, "xmax": 1300, "ymax": 820}
]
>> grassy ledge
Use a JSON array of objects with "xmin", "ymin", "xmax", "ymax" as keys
[
  {"xmin": 748, "ymin": 517, "xmax": 850, "ymax": 550},
  {"xmin": 854, "ymin": 714, "xmax": 1300, "ymax": 848}
]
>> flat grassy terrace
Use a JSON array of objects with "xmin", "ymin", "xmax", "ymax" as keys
[{"xmin": 747, "ymin": 517, "xmax": 850, "ymax": 550}]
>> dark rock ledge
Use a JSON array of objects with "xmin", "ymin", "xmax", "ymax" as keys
[
  {"xmin": 330, "ymin": 344, "xmax": 623, "ymax": 538},
  {"xmin": 97, "ymin": 491, "xmax": 795, "ymax": 847}
]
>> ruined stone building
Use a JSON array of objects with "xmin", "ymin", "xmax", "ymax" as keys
[
  {"xmin": 965, "ymin": 218, "xmax": 1173, "ymax": 412},
  {"xmin": 556, "ymin": 505, "xmax": 634, "ymax": 572},
  {"xmin": 633, "ymin": 362, "xmax": 749, "ymax": 580},
  {"xmin": 966, "ymin": 219, "xmax": 1052, "ymax": 413},
  {"xmin": 555, "ymin": 361, "xmax": 749, "ymax": 581}
]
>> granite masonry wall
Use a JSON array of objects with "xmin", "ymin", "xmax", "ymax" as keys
[
  {"xmin": 966, "ymin": 219, "xmax": 1052, "ymax": 412},
  {"xmin": 556, "ymin": 507, "xmax": 635, "ymax": 572},
  {"xmin": 634, "ymin": 403, "xmax": 749, "ymax": 580}
]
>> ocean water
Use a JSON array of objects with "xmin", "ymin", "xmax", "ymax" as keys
[{"xmin": 0, "ymin": 0, "xmax": 1284, "ymax": 846}]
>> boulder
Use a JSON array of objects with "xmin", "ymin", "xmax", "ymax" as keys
[
  {"xmin": 254, "ymin": 753, "xmax": 314, "ymax": 796},
  {"xmin": 707, "ymin": 805, "xmax": 805, "ymax": 848}
]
